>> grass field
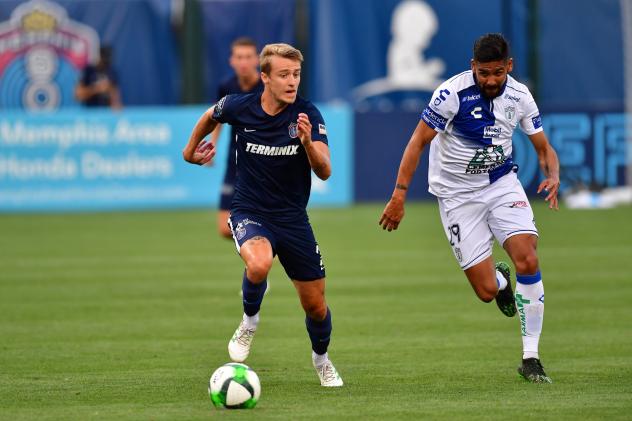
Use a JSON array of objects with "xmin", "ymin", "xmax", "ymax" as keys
[{"xmin": 1, "ymin": 203, "xmax": 631, "ymax": 420}]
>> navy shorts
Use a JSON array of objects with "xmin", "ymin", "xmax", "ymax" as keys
[{"xmin": 228, "ymin": 211, "xmax": 325, "ymax": 281}]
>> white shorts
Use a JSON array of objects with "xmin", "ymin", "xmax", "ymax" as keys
[{"xmin": 437, "ymin": 171, "xmax": 538, "ymax": 270}]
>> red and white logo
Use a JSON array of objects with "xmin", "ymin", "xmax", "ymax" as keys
[
  {"xmin": 0, "ymin": 0, "xmax": 99, "ymax": 110},
  {"xmin": 510, "ymin": 201, "xmax": 528, "ymax": 208}
]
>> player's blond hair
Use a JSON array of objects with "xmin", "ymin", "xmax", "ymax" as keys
[{"xmin": 259, "ymin": 43, "xmax": 303, "ymax": 74}]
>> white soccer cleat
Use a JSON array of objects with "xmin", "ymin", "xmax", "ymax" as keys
[
  {"xmin": 228, "ymin": 319, "xmax": 256, "ymax": 363},
  {"xmin": 314, "ymin": 359, "xmax": 343, "ymax": 387}
]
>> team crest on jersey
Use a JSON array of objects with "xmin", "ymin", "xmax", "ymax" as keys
[
  {"xmin": 234, "ymin": 222, "xmax": 246, "ymax": 241},
  {"xmin": 288, "ymin": 122, "xmax": 298, "ymax": 138},
  {"xmin": 504, "ymin": 105, "xmax": 516, "ymax": 121}
]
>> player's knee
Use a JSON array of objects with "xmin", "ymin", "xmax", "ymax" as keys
[
  {"xmin": 303, "ymin": 301, "xmax": 327, "ymax": 321},
  {"xmin": 245, "ymin": 259, "xmax": 272, "ymax": 283},
  {"xmin": 219, "ymin": 224, "xmax": 233, "ymax": 239},
  {"xmin": 514, "ymin": 253, "xmax": 539, "ymax": 275},
  {"xmin": 476, "ymin": 286, "xmax": 496, "ymax": 303}
]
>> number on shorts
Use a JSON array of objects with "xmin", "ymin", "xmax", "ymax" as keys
[{"xmin": 448, "ymin": 224, "xmax": 461, "ymax": 246}]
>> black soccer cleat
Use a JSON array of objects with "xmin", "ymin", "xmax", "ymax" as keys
[
  {"xmin": 518, "ymin": 358, "xmax": 552, "ymax": 383},
  {"xmin": 495, "ymin": 261, "xmax": 517, "ymax": 317}
]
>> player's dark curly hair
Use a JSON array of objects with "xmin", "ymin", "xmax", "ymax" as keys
[{"xmin": 473, "ymin": 33, "xmax": 510, "ymax": 62}]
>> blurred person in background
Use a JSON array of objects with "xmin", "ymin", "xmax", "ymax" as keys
[
  {"xmin": 75, "ymin": 46, "xmax": 122, "ymax": 109},
  {"xmin": 211, "ymin": 37, "xmax": 264, "ymax": 239},
  {"xmin": 183, "ymin": 43, "xmax": 343, "ymax": 387},
  {"xmin": 380, "ymin": 33, "xmax": 559, "ymax": 383}
]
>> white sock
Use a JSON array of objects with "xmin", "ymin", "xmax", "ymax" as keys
[
  {"xmin": 515, "ymin": 276, "xmax": 544, "ymax": 360},
  {"xmin": 242, "ymin": 312, "xmax": 259, "ymax": 330},
  {"xmin": 312, "ymin": 351, "xmax": 328, "ymax": 367},
  {"xmin": 496, "ymin": 269, "xmax": 508, "ymax": 291}
]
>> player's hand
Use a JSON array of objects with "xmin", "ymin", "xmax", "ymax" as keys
[
  {"xmin": 94, "ymin": 79, "xmax": 111, "ymax": 94},
  {"xmin": 297, "ymin": 113, "xmax": 312, "ymax": 147},
  {"xmin": 537, "ymin": 176, "xmax": 560, "ymax": 210},
  {"xmin": 379, "ymin": 196, "xmax": 405, "ymax": 231},
  {"xmin": 189, "ymin": 140, "xmax": 215, "ymax": 166}
]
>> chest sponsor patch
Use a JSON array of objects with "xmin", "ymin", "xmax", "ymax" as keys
[
  {"xmin": 483, "ymin": 126, "xmax": 503, "ymax": 138},
  {"xmin": 245, "ymin": 142, "xmax": 299, "ymax": 156},
  {"xmin": 466, "ymin": 145, "xmax": 506, "ymax": 174}
]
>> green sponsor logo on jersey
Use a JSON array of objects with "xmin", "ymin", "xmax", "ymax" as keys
[{"xmin": 466, "ymin": 145, "xmax": 506, "ymax": 174}]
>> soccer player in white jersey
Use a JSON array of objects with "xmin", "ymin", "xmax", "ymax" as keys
[{"xmin": 380, "ymin": 33, "xmax": 559, "ymax": 383}]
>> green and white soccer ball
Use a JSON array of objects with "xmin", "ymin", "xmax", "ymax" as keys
[{"xmin": 208, "ymin": 363, "xmax": 261, "ymax": 409}]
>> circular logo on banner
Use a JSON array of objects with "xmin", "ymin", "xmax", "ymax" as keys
[{"xmin": 0, "ymin": 0, "xmax": 100, "ymax": 110}]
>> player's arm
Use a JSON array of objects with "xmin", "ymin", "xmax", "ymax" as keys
[
  {"xmin": 75, "ymin": 81, "xmax": 102, "ymax": 101},
  {"xmin": 208, "ymin": 123, "xmax": 224, "ymax": 161},
  {"xmin": 182, "ymin": 107, "xmax": 219, "ymax": 165},
  {"xmin": 528, "ymin": 131, "xmax": 560, "ymax": 210},
  {"xmin": 210, "ymin": 123, "xmax": 223, "ymax": 145},
  {"xmin": 208, "ymin": 88, "xmax": 226, "ymax": 158},
  {"xmin": 297, "ymin": 113, "xmax": 331, "ymax": 180},
  {"xmin": 379, "ymin": 120, "xmax": 437, "ymax": 231}
]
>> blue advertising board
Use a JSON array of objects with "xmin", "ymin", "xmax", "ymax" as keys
[
  {"xmin": 354, "ymin": 110, "xmax": 629, "ymax": 202},
  {"xmin": 198, "ymin": 0, "xmax": 295, "ymax": 103},
  {"xmin": 308, "ymin": 0, "xmax": 507, "ymax": 108},
  {"xmin": 0, "ymin": 105, "xmax": 353, "ymax": 212}
]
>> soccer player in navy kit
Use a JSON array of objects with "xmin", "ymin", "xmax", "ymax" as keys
[
  {"xmin": 380, "ymin": 34, "xmax": 559, "ymax": 383},
  {"xmin": 210, "ymin": 38, "xmax": 264, "ymax": 239},
  {"xmin": 183, "ymin": 43, "xmax": 343, "ymax": 387}
]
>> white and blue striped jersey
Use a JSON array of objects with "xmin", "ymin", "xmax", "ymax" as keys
[{"xmin": 421, "ymin": 71, "xmax": 543, "ymax": 198}]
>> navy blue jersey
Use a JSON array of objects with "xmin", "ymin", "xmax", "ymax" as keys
[
  {"xmin": 212, "ymin": 92, "xmax": 329, "ymax": 221},
  {"xmin": 215, "ymin": 76, "xmax": 264, "ymax": 210},
  {"xmin": 216, "ymin": 75, "xmax": 264, "ymax": 146}
]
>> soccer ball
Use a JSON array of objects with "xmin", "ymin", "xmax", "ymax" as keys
[{"xmin": 208, "ymin": 363, "xmax": 261, "ymax": 409}]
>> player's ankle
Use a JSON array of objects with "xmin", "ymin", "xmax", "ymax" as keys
[{"xmin": 312, "ymin": 351, "xmax": 328, "ymax": 367}]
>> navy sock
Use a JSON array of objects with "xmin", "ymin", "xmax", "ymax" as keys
[
  {"xmin": 305, "ymin": 308, "xmax": 332, "ymax": 355},
  {"xmin": 242, "ymin": 271, "xmax": 267, "ymax": 316}
]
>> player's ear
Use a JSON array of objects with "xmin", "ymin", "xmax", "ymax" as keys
[
  {"xmin": 261, "ymin": 72, "xmax": 269, "ymax": 84},
  {"xmin": 470, "ymin": 59, "xmax": 476, "ymax": 72},
  {"xmin": 506, "ymin": 58, "xmax": 513, "ymax": 73}
]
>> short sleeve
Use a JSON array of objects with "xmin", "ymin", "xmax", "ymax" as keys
[
  {"xmin": 421, "ymin": 81, "xmax": 459, "ymax": 132},
  {"xmin": 308, "ymin": 105, "xmax": 328, "ymax": 145},
  {"xmin": 519, "ymin": 90, "xmax": 543, "ymax": 135},
  {"xmin": 212, "ymin": 95, "xmax": 236, "ymax": 125}
]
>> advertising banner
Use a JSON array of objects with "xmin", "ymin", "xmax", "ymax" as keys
[
  {"xmin": 354, "ymin": 110, "xmax": 629, "ymax": 201},
  {"xmin": 0, "ymin": 105, "xmax": 352, "ymax": 212}
]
